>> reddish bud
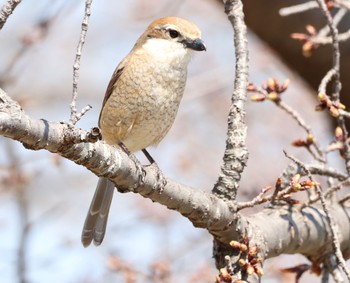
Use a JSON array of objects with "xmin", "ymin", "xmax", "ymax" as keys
[
  {"xmin": 293, "ymin": 183, "xmax": 302, "ymax": 191},
  {"xmin": 246, "ymin": 264, "xmax": 254, "ymax": 275},
  {"xmin": 292, "ymin": 138, "xmax": 306, "ymax": 147},
  {"xmin": 254, "ymin": 265, "xmax": 264, "ymax": 276},
  {"xmin": 229, "ymin": 240, "xmax": 241, "ymax": 250},
  {"xmin": 239, "ymin": 259, "xmax": 247, "ymax": 267},
  {"xmin": 261, "ymin": 186, "xmax": 272, "ymax": 193},
  {"xmin": 329, "ymin": 106, "xmax": 340, "ymax": 117},
  {"xmin": 247, "ymin": 83, "xmax": 257, "ymax": 91},
  {"xmin": 338, "ymin": 102, "xmax": 346, "ymax": 110},
  {"xmin": 306, "ymin": 134, "xmax": 314, "ymax": 145},
  {"xmin": 311, "ymin": 263, "xmax": 322, "ymax": 275},
  {"xmin": 240, "ymin": 244, "xmax": 248, "ymax": 253},
  {"xmin": 315, "ymin": 104, "xmax": 326, "ymax": 111},
  {"xmin": 306, "ymin": 25, "xmax": 317, "ymax": 35},
  {"xmin": 250, "ymin": 257, "xmax": 263, "ymax": 265},
  {"xmin": 281, "ymin": 78, "xmax": 290, "ymax": 92},
  {"xmin": 219, "ymin": 268, "xmax": 232, "ymax": 281},
  {"xmin": 302, "ymin": 41, "xmax": 314, "ymax": 57},
  {"xmin": 267, "ymin": 78, "xmax": 276, "ymax": 91},
  {"xmin": 250, "ymin": 94, "xmax": 266, "ymax": 102},
  {"xmin": 318, "ymin": 92, "xmax": 327, "ymax": 103},
  {"xmin": 248, "ymin": 246, "xmax": 258, "ymax": 257},
  {"xmin": 267, "ymin": 92, "xmax": 279, "ymax": 101},
  {"xmin": 335, "ymin": 127, "xmax": 343, "ymax": 141},
  {"xmin": 291, "ymin": 33, "xmax": 307, "ymax": 41}
]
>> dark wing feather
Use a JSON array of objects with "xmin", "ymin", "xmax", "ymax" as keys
[{"xmin": 98, "ymin": 59, "xmax": 127, "ymax": 127}]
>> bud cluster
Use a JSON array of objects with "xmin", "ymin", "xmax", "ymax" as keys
[
  {"xmin": 248, "ymin": 78, "xmax": 290, "ymax": 103},
  {"xmin": 315, "ymin": 92, "xmax": 345, "ymax": 118},
  {"xmin": 228, "ymin": 240, "xmax": 264, "ymax": 278}
]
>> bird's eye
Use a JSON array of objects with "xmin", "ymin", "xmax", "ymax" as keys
[{"xmin": 168, "ymin": 29, "xmax": 180, "ymax": 38}]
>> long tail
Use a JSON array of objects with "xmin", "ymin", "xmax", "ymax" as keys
[{"xmin": 81, "ymin": 177, "xmax": 115, "ymax": 247}]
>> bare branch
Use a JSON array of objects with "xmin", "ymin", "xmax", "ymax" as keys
[
  {"xmin": 277, "ymin": 100, "xmax": 324, "ymax": 162},
  {"xmin": 315, "ymin": 0, "xmax": 350, "ymax": 173},
  {"xmin": 69, "ymin": 0, "xmax": 93, "ymax": 125},
  {"xmin": 0, "ymin": 0, "xmax": 21, "ymax": 30},
  {"xmin": 335, "ymin": 0, "xmax": 350, "ymax": 10},
  {"xmin": 213, "ymin": 0, "xmax": 249, "ymax": 201},
  {"xmin": 279, "ymin": 1, "xmax": 319, "ymax": 16},
  {"xmin": 313, "ymin": 29, "xmax": 350, "ymax": 45},
  {"xmin": 318, "ymin": 8, "xmax": 347, "ymax": 38},
  {"xmin": 284, "ymin": 150, "xmax": 350, "ymax": 280}
]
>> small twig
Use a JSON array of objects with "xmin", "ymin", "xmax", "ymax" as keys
[
  {"xmin": 317, "ymin": 8, "xmax": 347, "ymax": 38},
  {"xmin": 249, "ymin": 83, "xmax": 325, "ymax": 162},
  {"xmin": 69, "ymin": 0, "xmax": 93, "ymax": 125},
  {"xmin": 316, "ymin": 0, "xmax": 350, "ymax": 173},
  {"xmin": 325, "ymin": 179, "xmax": 350, "ymax": 198},
  {"xmin": 237, "ymin": 186, "xmax": 273, "ymax": 209},
  {"xmin": 307, "ymin": 178, "xmax": 350, "ymax": 205},
  {"xmin": 312, "ymin": 29, "xmax": 350, "ymax": 45},
  {"xmin": 279, "ymin": 1, "xmax": 319, "ymax": 16},
  {"xmin": 318, "ymin": 69, "xmax": 337, "ymax": 94},
  {"xmin": 324, "ymin": 255, "xmax": 346, "ymax": 283},
  {"xmin": 335, "ymin": 0, "xmax": 350, "ymax": 10},
  {"xmin": 338, "ymin": 109, "xmax": 350, "ymax": 118},
  {"xmin": 306, "ymin": 164, "xmax": 348, "ymax": 181},
  {"xmin": 277, "ymin": 101, "xmax": 325, "ymax": 162},
  {"xmin": 284, "ymin": 150, "xmax": 350, "ymax": 280},
  {"xmin": 0, "ymin": 0, "xmax": 21, "ymax": 30},
  {"xmin": 339, "ymin": 193, "xmax": 350, "ymax": 204},
  {"xmin": 280, "ymin": 0, "xmax": 350, "ymax": 17}
]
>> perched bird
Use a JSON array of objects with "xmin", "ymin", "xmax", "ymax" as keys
[{"xmin": 81, "ymin": 17, "xmax": 206, "ymax": 247}]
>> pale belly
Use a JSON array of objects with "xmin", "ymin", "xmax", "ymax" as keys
[{"xmin": 100, "ymin": 82, "xmax": 185, "ymax": 152}]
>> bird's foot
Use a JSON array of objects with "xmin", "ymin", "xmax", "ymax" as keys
[
  {"xmin": 152, "ymin": 162, "xmax": 167, "ymax": 192},
  {"xmin": 142, "ymin": 149, "xmax": 167, "ymax": 192},
  {"xmin": 119, "ymin": 143, "xmax": 146, "ymax": 189},
  {"xmin": 128, "ymin": 153, "xmax": 146, "ymax": 189}
]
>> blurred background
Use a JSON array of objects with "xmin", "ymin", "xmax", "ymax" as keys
[{"xmin": 0, "ymin": 0, "xmax": 343, "ymax": 282}]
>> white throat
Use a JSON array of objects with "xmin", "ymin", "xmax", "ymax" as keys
[{"xmin": 141, "ymin": 38, "xmax": 193, "ymax": 67}]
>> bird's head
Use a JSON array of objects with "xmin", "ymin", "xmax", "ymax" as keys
[{"xmin": 134, "ymin": 17, "xmax": 206, "ymax": 64}]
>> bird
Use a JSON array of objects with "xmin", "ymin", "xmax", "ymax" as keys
[{"xmin": 81, "ymin": 16, "xmax": 206, "ymax": 247}]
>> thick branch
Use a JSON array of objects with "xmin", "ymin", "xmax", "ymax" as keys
[
  {"xmin": 2, "ymin": 88, "xmax": 350, "ymax": 273},
  {"xmin": 247, "ymin": 202, "xmax": 350, "ymax": 262},
  {"xmin": 0, "ymin": 88, "xmax": 238, "ymax": 242}
]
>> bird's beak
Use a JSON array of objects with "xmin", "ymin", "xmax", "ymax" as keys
[{"xmin": 182, "ymin": 38, "xmax": 206, "ymax": 51}]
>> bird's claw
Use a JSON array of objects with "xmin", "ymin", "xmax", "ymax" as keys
[
  {"xmin": 135, "ymin": 162, "xmax": 146, "ymax": 188},
  {"xmin": 152, "ymin": 162, "xmax": 167, "ymax": 192}
]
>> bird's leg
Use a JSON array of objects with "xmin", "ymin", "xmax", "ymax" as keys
[
  {"xmin": 142, "ymin": 148, "xmax": 167, "ymax": 191},
  {"xmin": 118, "ymin": 142, "xmax": 145, "ymax": 188}
]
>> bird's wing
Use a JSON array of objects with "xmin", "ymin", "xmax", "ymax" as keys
[{"xmin": 98, "ymin": 58, "xmax": 127, "ymax": 127}]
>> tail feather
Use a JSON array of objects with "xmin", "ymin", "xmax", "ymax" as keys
[{"xmin": 81, "ymin": 177, "xmax": 115, "ymax": 247}]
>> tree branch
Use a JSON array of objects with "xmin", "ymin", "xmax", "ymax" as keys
[
  {"xmin": 0, "ymin": 88, "xmax": 238, "ymax": 242},
  {"xmin": 70, "ymin": 0, "xmax": 93, "ymax": 125},
  {"xmin": 2, "ymin": 86, "xmax": 350, "ymax": 279},
  {"xmin": 213, "ymin": 0, "xmax": 249, "ymax": 202},
  {"xmin": 0, "ymin": 0, "xmax": 21, "ymax": 30}
]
